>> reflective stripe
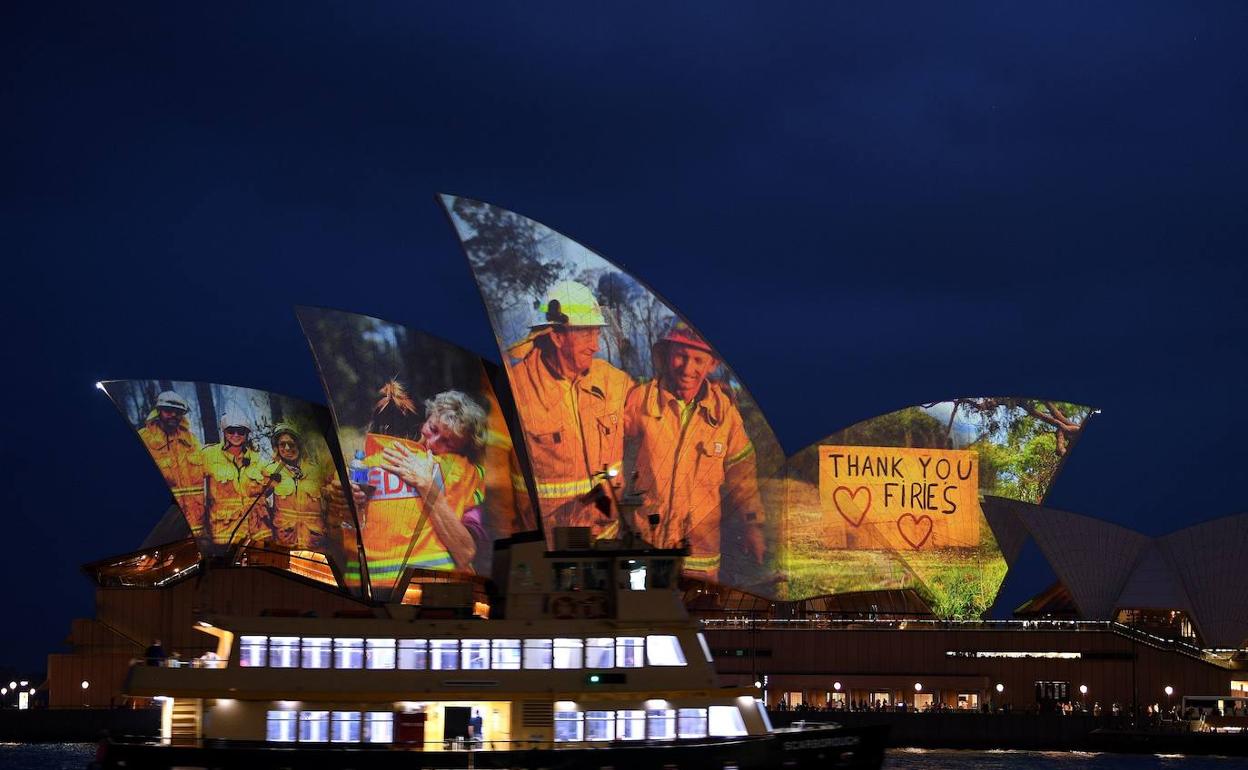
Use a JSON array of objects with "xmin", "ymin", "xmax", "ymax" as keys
[
  {"xmin": 171, "ymin": 486, "xmax": 200, "ymax": 496},
  {"xmin": 725, "ymin": 442, "xmax": 755, "ymax": 468},
  {"xmin": 408, "ymin": 555, "xmax": 456, "ymax": 570},
  {"xmin": 533, "ymin": 477, "xmax": 593, "ymax": 499},
  {"xmin": 684, "ymin": 554, "xmax": 722, "ymax": 572}
]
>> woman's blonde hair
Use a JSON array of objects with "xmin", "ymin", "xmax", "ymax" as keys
[{"xmin": 424, "ymin": 390, "xmax": 488, "ymax": 459}]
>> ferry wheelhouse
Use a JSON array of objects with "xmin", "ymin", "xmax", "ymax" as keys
[{"xmin": 105, "ymin": 529, "xmax": 886, "ymax": 769}]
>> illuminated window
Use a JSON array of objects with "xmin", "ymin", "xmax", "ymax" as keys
[
  {"xmin": 269, "ymin": 637, "xmax": 299, "ymax": 669},
  {"xmin": 491, "ymin": 639, "xmax": 521, "ymax": 670},
  {"xmin": 299, "ymin": 710, "xmax": 329, "ymax": 742},
  {"xmin": 585, "ymin": 638, "xmax": 614, "ymax": 668},
  {"xmin": 397, "ymin": 639, "xmax": 427, "ymax": 670},
  {"xmin": 553, "ymin": 638, "xmax": 584, "ymax": 669},
  {"xmin": 646, "ymin": 708, "xmax": 675, "ymax": 740},
  {"xmin": 523, "ymin": 639, "xmax": 553, "ymax": 669},
  {"xmin": 677, "ymin": 708, "xmax": 708, "ymax": 738},
  {"xmin": 646, "ymin": 635, "xmax": 687, "ymax": 666},
  {"xmin": 364, "ymin": 712, "xmax": 393, "ymax": 743},
  {"xmin": 331, "ymin": 711, "xmax": 361, "ymax": 743},
  {"xmin": 333, "ymin": 638, "xmax": 363, "ymax": 670},
  {"xmin": 585, "ymin": 710, "xmax": 614, "ymax": 741},
  {"xmin": 696, "ymin": 632, "xmax": 714, "ymax": 663},
  {"xmin": 239, "ymin": 636, "xmax": 267, "ymax": 667},
  {"xmin": 366, "ymin": 639, "xmax": 395, "ymax": 670},
  {"xmin": 554, "ymin": 710, "xmax": 583, "ymax": 742},
  {"xmin": 430, "ymin": 639, "xmax": 459, "ymax": 670},
  {"xmin": 616, "ymin": 636, "xmax": 644, "ymax": 668},
  {"xmin": 301, "ymin": 637, "xmax": 331, "ymax": 669},
  {"xmin": 616, "ymin": 709, "xmax": 645, "ymax": 740},
  {"xmin": 620, "ymin": 560, "xmax": 647, "ymax": 590},
  {"xmin": 708, "ymin": 705, "xmax": 746, "ymax": 737},
  {"xmin": 266, "ymin": 710, "xmax": 296, "ymax": 742},
  {"xmin": 461, "ymin": 639, "xmax": 489, "ymax": 670}
]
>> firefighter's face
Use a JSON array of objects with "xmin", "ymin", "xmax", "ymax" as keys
[
  {"xmin": 224, "ymin": 427, "xmax": 249, "ymax": 448},
  {"xmin": 158, "ymin": 407, "xmax": 184, "ymax": 430},
  {"xmin": 664, "ymin": 343, "xmax": 718, "ymax": 400},
  {"xmin": 275, "ymin": 434, "xmax": 300, "ymax": 463},
  {"xmin": 551, "ymin": 326, "xmax": 600, "ymax": 375},
  {"xmin": 421, "ymin": 415, "xmax": 469, "ymax": 456}
]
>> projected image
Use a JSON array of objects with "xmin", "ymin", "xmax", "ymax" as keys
[
  {"xmin": 443, "ymin": 195, "xmax": 784, "ymax": 590},
  {"xmin": 298, "ymin": 307, "xmax": 536, "ymax": 600},
  {"xmin": 785, "ymin": 398, "xmax": 1094, "ymax": 617},
  {"xmin": 99, "ymin": 380, "xmax": 361, "ymax": 591}
]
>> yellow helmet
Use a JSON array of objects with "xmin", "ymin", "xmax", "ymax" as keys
[{"xmin": 535, "ymin": 280, "xmax": 606, "ymax": 328}]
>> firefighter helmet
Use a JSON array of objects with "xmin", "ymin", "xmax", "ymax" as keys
[
  {"xmin": 657, "ymin": 319, "xmax": 713, "ymax": 354},
  {"xmin": 219, "ymin": 413, "xmax": 253, "ymax": 434},
  {"xmin": 534, "ymin": 281, "xmax": 606, "ymax": 328},
  {"xmin": 154, "ymin": 390, "xmax": 190, "ymax": 412}
]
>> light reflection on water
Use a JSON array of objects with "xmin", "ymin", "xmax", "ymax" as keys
[
  {"xmin": 885, "ymin": 747, "xmax": 1243, "ymax": 770},
  {"xmin": 0, "ymin": 743, "xmax": 1242, "ymax": 769}
]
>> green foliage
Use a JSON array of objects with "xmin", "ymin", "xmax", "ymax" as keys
[{"xmin": 451, "ymin": 197, "xmax": 562, "ymax": 302}]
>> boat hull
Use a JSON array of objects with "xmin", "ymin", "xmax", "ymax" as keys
[{"xmin": 96, "ymin": 724, "xmax": 888, "ymax": 770}]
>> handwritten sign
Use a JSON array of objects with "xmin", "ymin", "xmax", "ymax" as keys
[{"xmin": 818, "ymin": 445, "xmax": 980, "ymax": 549}]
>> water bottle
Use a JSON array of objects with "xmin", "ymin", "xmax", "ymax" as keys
[{"xmin": 349, "ymin": 449, "xmax": 369, "ymax": 486}]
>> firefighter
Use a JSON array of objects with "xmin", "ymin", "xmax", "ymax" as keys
[
  {"xmin": 326, "ymin": 383, "xmax": 488, "ymax": 595},
  {"xmin": 622, "ymin": 320, "xmax": 765, "ymax": 582},
  {"xmin": 506, "ymin": 280, "xmax": 634, "ymax": 541},
  {"xmin": 263, "ymin": 424, "xmax": 328, "ymax": 550},
  {"xmin": 201, "ymin": 413, "xmax": 271, "ymax": 548},
  {"xmin": 137, "ymin": 390, "xmax": 207, "ymax": 539}
]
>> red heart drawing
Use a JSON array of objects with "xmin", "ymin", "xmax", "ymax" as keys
[
  {"xmin": 896, "ymin": 513, "xmax": 934, "ymax": 550},
  {"xmin": 832, "ymin": 486, "xmax": 871, "ymax": 527}
]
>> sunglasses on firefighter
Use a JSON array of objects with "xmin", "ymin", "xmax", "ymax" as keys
[{"xmin": 224, "ymin": 427, "xmax": 250, "ymax": 436}]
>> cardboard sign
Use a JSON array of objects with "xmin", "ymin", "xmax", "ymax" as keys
[{"xmin": 818, "ymin": 446, "xmax": 980, "ymax": 549}]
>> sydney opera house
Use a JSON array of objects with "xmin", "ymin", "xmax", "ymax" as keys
[{"xmin": 48, "ymin": 197, "xmax": 1247, "ymax": 715}]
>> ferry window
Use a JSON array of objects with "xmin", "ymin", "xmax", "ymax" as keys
[
  {"xmin": 239, "ymin": 635, "xmax": 267, "ymax": 667},
  {"xmin": 708, "ymin": 706, "xmax": 746, "ymax": 737},
  {"xmin": 366, "ymin": 639, "xmax": 396, "ymax": 670},
  {"xmin": 619, "ymin": 560, "xmax": 646, "ymax": 590},
  {"xmin": 301, "ymin": 637, "xmax": 331, "ymax": 669},
  {"xmin": 461, "ymin": 639, "xmax": 489, "ymax": 670},
  {"xmin": 299, "ymin": 710, "xmax": 329, "ymax": 742},
  {"xmin": 616, "ymin": 636, "xmax": 644, "ymax": 668},
  {"xmin": 616, "ymin": 709, "xmax": 645, "ymax": 740},
  {"xmin": 646, "ymin": 708, "xmax": 675, "ymax": 740},
  {"xmin": 430, "ymin": 639, "xmax": 459, "ymax": 670},
  {"xmin": 553, "ymin": 638, "xmax": 584, "ymax": 669},
  {"xmin": 523, "ymin": 639, "xmax": 552, "ymax": 669},
  {"xmin": 677, "ymin": 708, "xmax": 708, "ymax": 738},
  {"xmin": 649, "ymin": 559, "xmax": 675, "ymax": 588},
  {"xmin": 646, "ymin": 635, "xmax": 687, "ymax": 666},
  {"xmin": 491, "ymin": 639, "xmax": 521, "ymax": 670},
  {"xmin": 586, "ymin": 560, "xmax": 611, "ymax": 590},
  {"xmin": 553, "ymin": 710, "xmax": 583, "ymax": 742},
  {"xmin": 265, "ymin": 710, "xmax": 297, "ymax": 742},
  {"xmin": 397, "ymin": 639, "xmax": 427, "ymax": 670},
  {"xmin": 331, "ymin": 711, "xmax": 361, "ymax": 743},
  {"xmin": 585, "ymin": 710, "xmax": 614, "ymax": 741},
  {"xmin": 269, "ymin": 636, "xmax": 299, "ymax": 669},
  {"xmin": 696, "ymin": 632, "xmax": 714, "ymax": 663},
  {"xmin": 585, "ymin": 637, "xmax": 614, "ymax": 668},
  {"xmin": 552, "ymin": 562, "xmax": 581, "ymax": 591},
  {"xmin": 333, "ymin": 638, "xmax": 364, "ymax": 670},
  {"xmin": 364, "ymin": 712, "xmax": 393, "ymax": 743}
]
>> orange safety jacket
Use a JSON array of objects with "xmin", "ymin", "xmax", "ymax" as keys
[
  {"xmin": 138, "ymin": 413, "xmax": 206, "ymax": 539},
  {"xmin": 263, "ymin": 459, "xmax": 328, "ymax": 550},
  {"xmin": 359, "ymin": 433, "xmax": 485, "ymax": 590},
  {"xmin": 508, "ymin": 350, "xmax": 633, "ymax": 539},
  {"xmin": 623, "ymin": 378, "xmax": 763, "ymax": 580},
  {"xmin": 200, "ymin": 443, "xmax": 270, "ymax": 547}
]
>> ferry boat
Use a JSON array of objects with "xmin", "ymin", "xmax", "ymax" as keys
[{"xmin": 100, "ymin": 529, "xmax": 887, "ymax": 769}]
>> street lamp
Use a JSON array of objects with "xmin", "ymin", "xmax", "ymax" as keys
[
  {"xmin": 996, "ymin": 683, "xmax": 1004, "ymax": 694},
  {"xmin": 1164, "ymin": 685, "xmax": 1174, "ymax": 715},
  {"xmin": 81, "ymin": 680, "xmax": 89, "ymax": 708}
]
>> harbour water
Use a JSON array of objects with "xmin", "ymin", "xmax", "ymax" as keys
[{"xmin": 2, "ymin": 743, "xmax": 1245, "ymax": 770}]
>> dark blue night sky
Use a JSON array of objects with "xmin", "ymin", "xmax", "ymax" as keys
[{"xmin": 3, "ymin": 3, "xmax": 1247, "ymax": 672}]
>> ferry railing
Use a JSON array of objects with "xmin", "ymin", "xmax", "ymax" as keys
[{"xmin": 697, "ymin": 617, "xmax": 1224, "ymax": 664}]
